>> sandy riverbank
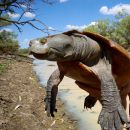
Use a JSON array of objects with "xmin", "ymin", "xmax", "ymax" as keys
[{"xmin": 0, "ymin": 57, "xmax": 76, "ymax": 130}]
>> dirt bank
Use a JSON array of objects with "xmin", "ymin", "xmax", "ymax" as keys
[{"xmin": 0, "ymin": 57, "xmax": 77, "ymax": 130}]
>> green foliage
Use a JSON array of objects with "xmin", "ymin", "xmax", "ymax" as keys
[
  {"xmin": 0, "ymin": 13, "xmax": 19, "ymax": 54},
  {"xmin": 0, "ymin": 30, "xmax": 19, "ymax": 54},
  {"xmin": 115, "ymin": 11, "xmax": 128, "ymax": 20},
  {"xmin": 84, "ymin": 20, "xmax": 114, "ymax": 37},
  {"xmin": 84, "ymin": 15, "xmax": 130, "ymax": 48},
  {"xmin": 108, "ymin": 15, "xmax": 130, "ymax": 46},
  {"xmin": 118, "ymin": 15, "xmax": 130, "ymax": 43},
  {"xmin": 0, "ymin": 63, "xmax": 6, "ymax": 74},
  {"xmin": 0, "ymin": 15, "xmax": 11, "ymax": 27}
]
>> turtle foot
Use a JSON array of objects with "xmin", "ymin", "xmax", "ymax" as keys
[
  {"xmin": 84, "ymin": 95, "xmax": 97, "ymax": 109},
  {"xmin": 44, "ymin": 97, "xmax": 57, "ymax": 117},
  {"xmin": 98, "ymin": 106, "xmax": 130, "ymax": 130},
  {"xmin": 98, "ymin": 109, "xmax": 123, "ymax": 130}
]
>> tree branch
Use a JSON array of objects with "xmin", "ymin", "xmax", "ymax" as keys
[
  {"xmin": 0, "ymin": 17, "xmax": 56, "ymax": 34},
  {"xmin": 0, "ymin": 0, "xmax": 17, "ymax": 7},
  {"xmin": 0, "ymin": 0, "xmax": 58, "ymax": 33}
]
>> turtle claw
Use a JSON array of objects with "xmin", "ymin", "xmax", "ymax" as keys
[
  {"xmin": 44, "ymin": 97, "xmax": 51, "ymax": 117},
  {"xmin": 98, "ymin": 106, "xmax": 130, "ymax": 130},
  {"xmin": 45, "ymin": 87, "xmax": 58, "ymax": 117},
  {"xmin": 84, "ymin": 95, "xmax": 97, "ymax": 109},
  {"xmin": 98, "ymin": 109, "xmax": 122, "ymax": 130},
  {"xmin": 44, "ymin": 97, "xmax": 57, "ymax": 117},
  {"xmin": 126, "ymin": 124, "xmax": 130, "ymax": 130}
]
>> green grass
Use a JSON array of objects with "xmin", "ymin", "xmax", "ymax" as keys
[{"xmin": 0, "ymin": 63, "xmax": 6, "ymax": 74}]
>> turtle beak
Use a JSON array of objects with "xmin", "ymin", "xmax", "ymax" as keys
[{"xmin": 29, "ymin": 40, "xmax": 49, "ymax": 54}]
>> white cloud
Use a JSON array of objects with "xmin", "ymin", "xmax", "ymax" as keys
[
  {"xmin": 7, "ymin": 12, "xmax": 20, "ymax": 18},
  {"xmin": 100, "ymin": 4, "xmax": 130, "ymax": 15},
  {"xmin": 66, "ymin": 25, "xmax": 87, "ymax": 30},
  {"xmin": 88, "ymin": 22, "xmax": 97, "ymax": 26},
  {"xmin": 48, "ymin": 26, "xmax": 55, "ymax": 30},
  {"xmin": 24, "ymin": 12, "xmax": 36, "ymax": 18},
  {"xmin": 66, "ymin": 22, "xmax": 97, "ymax": 31},
  {"xmin": 0, "ymin": 28, "xmax": 13, "ymax": 32},
  {"xmin": 59, "ymin": 0, "xmax": 68, "ymax": 3},
  {"xmin": 20, "ymin": 4, "xmax": 27, "ymax": 8},
  {"xmin": 8, "ymin": 11, "xmax": 35, "ymax": 19}
]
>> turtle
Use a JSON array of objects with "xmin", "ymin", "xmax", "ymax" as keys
[{"xmin": 29, "ymin": 30, "xmax": 130, "ymax": 130}]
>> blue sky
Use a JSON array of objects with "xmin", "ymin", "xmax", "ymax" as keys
[{"xmin": 1, "ymin": 0, "xmax": 130, "ymax": 48}]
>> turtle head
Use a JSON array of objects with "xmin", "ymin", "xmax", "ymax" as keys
[{"xmin": 29, "ymin": 34, "xmax": 74, "ymax": 61}]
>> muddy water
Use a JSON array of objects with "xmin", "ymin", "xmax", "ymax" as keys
[{"xmin": 33, "ymin": 59, "xmax": 102, "ymax": 130}]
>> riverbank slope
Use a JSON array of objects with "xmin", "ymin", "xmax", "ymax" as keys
[{"xmin": 0, "ymin": 57, "xmax": 76, "ymax": 130}]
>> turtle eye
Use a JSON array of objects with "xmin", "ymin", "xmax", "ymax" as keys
[{"xmin": 40, "ymin": 38, "xmax": 47, "ymax": 44}]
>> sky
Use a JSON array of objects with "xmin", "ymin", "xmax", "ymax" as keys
[{"xmin": 1, "ymin": 0, "xmax": 130, "ymax": 48}]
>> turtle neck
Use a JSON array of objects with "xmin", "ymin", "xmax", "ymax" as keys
[{"xmin": 71, "ymin": 34, "xmax": 102, "ymax": 66}]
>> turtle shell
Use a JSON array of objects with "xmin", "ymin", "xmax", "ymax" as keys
[
  {"xmin": 60, "ymin": 30, "xmax": 130, "ymax": 97},
  {"xmin": 82, "ymin": 31, "xmax": 130, "ymax": 88}
]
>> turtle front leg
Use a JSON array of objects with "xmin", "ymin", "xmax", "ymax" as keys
[
  {"xmin": 45, "ymin": 68, "xmax": 64, "ymax": 117},
  {"xmin": 98, "ymin": 69, "xmax": 130, "ymax": 130}
]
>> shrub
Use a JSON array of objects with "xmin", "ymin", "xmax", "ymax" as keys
[{"xmin": 0, "ymin": 30, "xmax": 19, "ymax": 54}]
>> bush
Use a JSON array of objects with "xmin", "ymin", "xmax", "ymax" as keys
[
  {"xmin": 18, "ymin": 48, "xmax": 29, "ymax": 55},
  {"xmin": 0, "ymin": 41, "xmax": 19, "ymax": 54},
  {"xmin": 0, "ymin": 30, "xmax": 19, "ymax": 54}
]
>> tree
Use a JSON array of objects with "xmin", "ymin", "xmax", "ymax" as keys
[
  {"xmin": 0, "ymin": 30, "xmax": 19, "ymax": 54},
  {"xmin": 84, "ymin": 15, "xmax": 130, "ymax": 48},
  {"xmin": 0, "ymin": 0, "xmax": 56, "ymax": 32},
  {"xmin": 0, "ymin": 14, "xmax": 11, "ymax": 26},
  {"xmin": 84, "ymin": 19, "xmax": 114, "ymax": 38},
  {"xmin": 116, "ymin": 15, "xmax": 130, "ymax": 44}
]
